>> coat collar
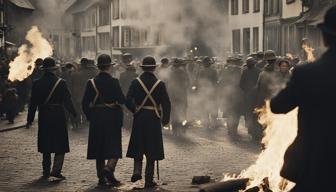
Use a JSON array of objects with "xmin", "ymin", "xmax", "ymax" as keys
[{"xmin": 97, "ymin": 71, "xmax": 112, "ymax": 78}]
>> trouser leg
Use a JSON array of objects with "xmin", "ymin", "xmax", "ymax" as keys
[
  {"xmin": 42, "ymin": 153, "xmax": 51, "ymax": 175},
  {"xmin": 51, "ymin": 153, "xmax": 65, "ymax": 175},
  {"xmin": 227, "ymin": 115, "xmax": 240, "ymax": 138},
  {"xmin": 106, "ymin": 158, "xmax": 118, "ymax": 172},
  {"xmin": 96, "ymin": 159, "xmax": 105, "ymax": 180},
  {"xmin": 131, "ymin": 158, "xmax": 143, "ymax": 182},
  {"xmin": 145, "ymin": 159, "xmax": 155, "ymax": 183}
]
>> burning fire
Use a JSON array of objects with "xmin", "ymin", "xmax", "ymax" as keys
[
  {"xmin": 302, "ymin": 43, "xmax": 315, "ymax": 63},
  {"xmin": 224, "ymin": 101, "xmax": 298, "ymax": 192},
  {"xmin": 8, "ymin": 26, "xmax": 53, "ymax": 82},
  {"xmin": 285, "ymin": 53, "xmax": 293, "ymax": 60}
]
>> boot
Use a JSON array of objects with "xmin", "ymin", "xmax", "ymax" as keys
[
  {"xmin": 131, "ymin": 160, "xmax": 143, "ymax": 182},
  {"xmin": 104, "ymin": 159, "xmax": 120, "ymax": 186},
  {"xmin": 144, "ymin": 160, "xmax": 157, "ymax": 188}
]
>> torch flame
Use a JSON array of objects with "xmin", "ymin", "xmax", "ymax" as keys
[
  {"xmin": 224, "ymin": 101, "xmax": 298, "ymax": 191},
  {"xmin": 8, "ymin": 26, "xmax": 53, "ymax": 82},
  {"xmin": 302, "ymin": 43, "xmax": 315, "ymax": 63}
]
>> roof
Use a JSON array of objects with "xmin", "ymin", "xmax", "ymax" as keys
[
  {"xmin": 9, "ymin": 0, "xmax": 35, "ymax": 10},
  {"xmin": 295, "ymin": 3, "xmax": 334, "ymax": 26},
  {"xmin": 66, "ymin": 0, "xmax": 99, "ymax": 14}
]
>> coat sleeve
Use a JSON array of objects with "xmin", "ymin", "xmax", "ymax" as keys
[
  {"xmin": 125, "ymin": 80, "xmax": 137, "ymax": 113},
  {"xmin": 239, "ymin": 70, "xmax": 247, "ymax": 91},
  {"xmin": 270, "ymin": 69, "xmax": 299, "ymax": 114},
  {"xmin": 114, "ymin": 79, "xmax": 126, "ymax": 104},
  {"xmin": 81, "ymin": 81, "xmax": 95, "ymax": 120},
  {"xmin": 160, "ymin": 82, "xmax": 171, "ymax": 126},
  {"xmin": 27, "ymin": 82, "xmax": 38, "ymax": 124},
  {"xmin": 62, "ymin": 80, "xmax": 77, "ymax": 117}
]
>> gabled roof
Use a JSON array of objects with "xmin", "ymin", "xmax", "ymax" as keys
[{"xmin": 9, "ymin": 0, "xmax": 35, "ymax": 10}]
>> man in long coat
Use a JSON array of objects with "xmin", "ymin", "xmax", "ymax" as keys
[
  {"xmin": 168, "ymin": 58, "xmax": 190, "ymax": 136},
  {"xmin": 72, "ymin": 58, "xmax": 98, "ymax": 127},
  {"xmin": 126, "ymin": 56, "xmax": 171, "ymax": 188},
  {"xmin": 240, "ymin": 57, "xmax": 261, "ymax": 141},
  {"xmin": 119, "ymin": 63, "xmax": 138, "ymax": 130},
  {"xmin": 82, "ymin": 54, "xmax": 125, "ymax": 186},
  {"xmin": 26, "ymin": 57, "xmax": 77, "ymax": 179},
  {"xmin": 198, "ymin": 57, "xmax": 218, "ymax": 129},
  {"xmin": 270, "ymin": 6, "xmax": 336, "ymax": 192}
]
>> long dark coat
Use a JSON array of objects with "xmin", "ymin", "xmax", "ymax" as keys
[
  {"xmin": 27, "ymin": 72, "xmax": 76, "ymax": 153},
  {"xmin": 82, "ymin": 72, "xmax": 125, "ymax": 160},
  {"xmin": 168, "ymin": 67, "xmax": 190, "ymax": 122},
  {"xmin": 271, "ymin": 48, "xmax": 336, "ymax": 192},
  {"xmin": 119, "ymin": 69, "xmax": 138, "ymax": 95},
  {"xmin": 240, "ymin": 66, "xmax": 260, "ymax": 113},
  {"xmin": 126, "ymin": 72, "xmax": 171, "ymax": 161}
]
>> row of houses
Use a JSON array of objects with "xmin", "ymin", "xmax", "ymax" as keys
[
  {"xmin": 229, "ymin": 0, "xmax": 336, "ymax": 57},
  {"xmin": 2, "ymin": 0, "xmax": 335, "ymax": 60}
]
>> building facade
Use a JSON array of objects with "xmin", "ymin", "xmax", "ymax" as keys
[
  {"xmin": 228, "ymin": 0, "xmax": 264, "ymax": 54},
  {"xmin": 66, "ymin": 0, "xmax": 166, "ymax": 60}
]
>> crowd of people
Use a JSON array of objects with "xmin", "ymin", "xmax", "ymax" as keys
[{"xmin": 0, "ymin": 47, "xmax": 306, "ymax": 139}]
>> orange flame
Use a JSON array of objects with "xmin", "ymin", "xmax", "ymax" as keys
[
  {"xmin": 8, "ymin": 26, "xmax": 53, "ymax": 82},
  {"xmin": 224, "ymin": 101, "xmax": 298, "ymax": 191},
  {"xmin": 302, "ymin": 43, "xmax": 315, "ymax": 63}
]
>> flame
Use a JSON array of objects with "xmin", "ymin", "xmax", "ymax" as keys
[
  {"xmin": 302, "ymin": 43, "xmax": 315, "ymax": 63},
  {"xmin": 182, "ymin": 120, "xmax": 188, "ymax": 126},
  {"xmin": 224, "ymin": 101, "xmax": 298, "ymax": 191},
  {"xmin": 285, "ymin": 53, "xmax": 293, "ymax": 60},
  {"xmin": 8, "ymin": 26, "xmax": 53, "ymax": 82}
]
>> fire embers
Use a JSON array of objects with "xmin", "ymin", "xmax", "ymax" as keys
[
  {"xmin": 8, "ymin": 26, "xmax": 53, "ymax": 82},
  {"xmin": 222, "ymin": 101, "xmax": 298, "ymax": 192}
]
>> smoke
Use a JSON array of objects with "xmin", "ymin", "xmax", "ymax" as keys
[
  {"xmin": 8, "ymin": 26, "xmax": 53, "ymax": 82},
  {"xmin": 125, "ymin": 0, "xmax": 229, "ymax": 57}
]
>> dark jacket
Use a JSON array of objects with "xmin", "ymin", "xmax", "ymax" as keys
[
  {"xmin": 126, "ymin": 72, "xmax": 171, "ymax": 161},
  {"xmin": 119, "ymin": 69, "xmax": 138, "ymax": 95},
  {"xmin": 270, "ymin": 49, "xmax": 336, "ymax": 191},
  {"xmin": 72, "ymin": 66, "xmax": 98, "ymax": 104},
  {"xmin": 82, "ymin": 72, "xmax": 125, "ymax": 159},
  {"xmin": 27, "ymin": 72, "xmax": 76, "ymax": 153},
  {"xmin": 169, "ymin": 67, "xmax": 190, "ymax": 123},
  {"xmin": 240, "ymin": 66, "xmax": 260, "ymax": 112}
]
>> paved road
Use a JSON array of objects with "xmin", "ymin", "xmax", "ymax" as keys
[{"xmin": 0, "ymin": 117, "xmax": 259, "ymax": 192}]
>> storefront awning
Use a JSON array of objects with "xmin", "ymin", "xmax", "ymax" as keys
[{"xmin": 9, "ymin": 0, "xmax": 35, "ymax": 10}]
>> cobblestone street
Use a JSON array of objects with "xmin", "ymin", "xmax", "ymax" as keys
[{"xmin": 0, "ymin": 116, "xmax": 260, "ymax": 192}]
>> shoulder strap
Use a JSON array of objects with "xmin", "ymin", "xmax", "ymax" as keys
[
  {"xmin": 136, "ymin": 77, "xmax": 161, "ymax": 118},
  {"xmin": 90, "ymin": 79, "xmax": 99, "ymax": 105},
  {"xmin": 45, "ymin": 78, "xmax": 62, "ymax": 104}
]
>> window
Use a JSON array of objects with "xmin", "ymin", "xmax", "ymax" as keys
[
  {"xmin": 99, "ymin": 3, "xmax": 109, "ymax": 26},
  {"xmin": 99, "ymin": 33, "xmax": 110, "ymax": 50},
  {"xmin": 253, "ymin": 27, "xmax": 259, "ymax": 52},
  {"xmin": 243, "ymin": 0, "xmax": 249, "ymax": 14},
  {"xmin": 264, "ymin": 0, "xmax": 269, "ymax": 15},
  {"xmin": 232, "ymin": 29, "xmax": 240, "ymax": 53},
  {"xmin": 131, "ymin": 28, "xmax": 140, "ymax": 47},
  {"xmin": 122, "ymin": 26, "xmax": 131, "ymax": 47},
  {"xmin": 120, "ymin": 0, "xmax": 127, "ymax": 19},
  {"xmin": 243, "ymin": 28, "xmax": 250, "ymax": 55},
  {"xmin": 82, "ymin": 36, "xmax": 96, "ymax": 52},
  {"xmin": 231, "ymin": 0, "xmax": 238, "ymax": 15},
  {"xmin": 112, "ymin": 27, "xmax": 119, "ymax": 47},
  {"xmin": 254, "ymin": 0, "xmax": 260, "ymax": 12},
  {"xmin": 112, "ymin": 0, "xmax": 119, "ymax": 19},
  {"xmin": 140, "ymin": 29, "xmax": 148, "ymax": 46},
  {"xmin": 273, "ymin": 0, "xmax": 279, "ymax": 14}
]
